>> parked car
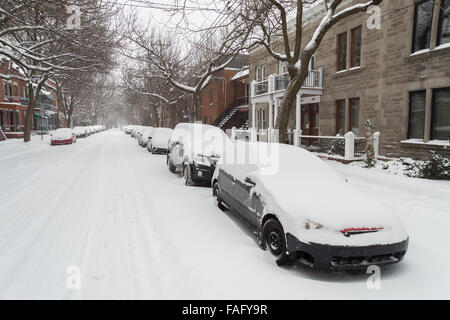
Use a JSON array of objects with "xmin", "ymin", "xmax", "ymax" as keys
[
  {"xmin": 167, "ymin": 123, "xmax": 231, "ymax": 186},
  {"xmin": 138, "ymin": 127, "xmax": 154, "ymax": 147},
  {"xmin": 73, "ymin": 126, "xmax": 88, "ymax": 138},
  {"xmin": 148, "ymin": 127, "xmax": 173, "ymax": 154},
  {"xmin": 211, "ymin": 142, "xmax": 409, "ymax": 271},
  {"xmin": 51, "ymin": 128, "xmax": 76, "ymax": 145}
]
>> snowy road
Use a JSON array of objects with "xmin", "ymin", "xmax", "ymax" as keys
[{"xmin": 1, "ymin": 130, "xmax": 449, "ymax": 299}]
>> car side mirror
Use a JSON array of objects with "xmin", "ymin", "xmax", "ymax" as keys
[{"xmin": 245, "ymin": 177, "xmax": 256, "ymax": 186}]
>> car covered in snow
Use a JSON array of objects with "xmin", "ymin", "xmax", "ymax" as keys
[
  {"xmin": 138, "ymin": 126, "xmax": 154, "ymax": 147},
  {"xmin": 148, "ymin": 127, "xmax": 173, "ymax": 154},
  {"xmin": 51, "ymin": 128, "xmax": 76, "ymax": 146},
  {"xmin": 167, "ymin": 123, "xmax": 231, "ymax": 186},
  {"xmin": 212, "ymin": 142, "xmax": 409, "ymax": 271},
  {"xmin": 73, "ymin": 126, "xmax": 88, "ymax": 138}
]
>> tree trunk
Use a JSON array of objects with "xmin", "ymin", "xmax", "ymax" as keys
[
  {"xmin": 23, "ymin": 83, "xmax": 35, "ymax": 142},
  {"xmin": 193, "ymin": 92, "xmax": 201, "ymax": 122},
  {"xmin": 275, "ymin": 71, "xmax": 307, "ymax": 143},
  {"xmin": 55, "ymin": 84, "xmax": 63, "ymax": 129},
  {"xmin": 364, "ymin": 119, "xmax": 375, "ymax": 162}
]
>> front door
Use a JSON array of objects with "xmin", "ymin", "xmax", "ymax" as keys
[{"xmin": 301, "ymin": 103, "xmax": 319, "ymax": 146}]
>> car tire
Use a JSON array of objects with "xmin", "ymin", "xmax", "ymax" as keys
[
  {"xmin": 213, "ymin": 183, "xmax": 226, "ymax": 211},
  {"xmin": 184, "ymin": 165, "xmax": 194, "ymax": 186},
  {"xmin": 168, "ymin": 159, "xmax": 176, "ymax": 173},
  {"xmin": 262, "ymin": 218, "xmax": 292, "ymax": 267}
]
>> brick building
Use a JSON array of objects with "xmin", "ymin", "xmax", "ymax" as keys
[
  {"xmin": 200, "ymin": 54, "xmax": 250, "ymax": 130},
  {"xmin": 0, "ymin": 59, "xmax": 59, "ymax": 138},
  {"xmin": 249, "ymin": 0, "xmax": 450, "ymax": 159}
]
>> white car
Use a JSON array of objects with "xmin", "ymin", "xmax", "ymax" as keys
[
  {"xmin": 73, "ymin": 126, "xmax": 88, "ymax": 138},
  {"xmin": 148, "ymin": 127, "xmax": 173, "ymax": 154},
  {"xmin": 139, "ymin": 127, "xmax": 154, "ymax": 148},
  {"xmin": 212, "ymin": 142, "xmax": 409, "ymax": 271},
  {"xmin": 167, "ymin": 123, "xmax": 231, "ymax": 186},
  {"xmin": 51, "ymin": 128, "xmax": 76, "ymax": 145}
]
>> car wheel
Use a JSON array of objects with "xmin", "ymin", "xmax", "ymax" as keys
[
  {"xmin": 168, "ymin": 159, "xmax": 176, "ymax": 173},
  {"xmin": 262, "ymin": 218, "xmax": 292, "ymax": 267},
  {"xmin": 213, "ymin": 183, "xmax": 226, "ymax": 210},
  {"xmin": 183, "ymin": 165, "xmax": 194, "ymax": 186}
]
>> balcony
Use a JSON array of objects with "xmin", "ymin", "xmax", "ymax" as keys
[{"xmin": 251, "ymin": 68, "xmax": 323, "ymax": 99}]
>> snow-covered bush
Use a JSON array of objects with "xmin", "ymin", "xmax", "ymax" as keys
[
  {"xmin": 405, "ymin": 152, "xmax": 450, "ymax": 180},
  {"xmin": 328, "ymin": 136, "xmax": 345, "ymax": 156}
]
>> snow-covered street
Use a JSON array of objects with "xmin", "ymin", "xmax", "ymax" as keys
[{"xmin": 1, "ymin": 130, "xmax": 449, "ymax": 299}]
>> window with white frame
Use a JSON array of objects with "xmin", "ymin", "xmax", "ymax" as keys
[{"xmin": 279, "ymin": 61, "xmax": 287, "ymax": 74}]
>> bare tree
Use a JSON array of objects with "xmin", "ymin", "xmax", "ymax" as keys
[
  {"xmin": 0, "ymin": 0, "xmax": 121, "ymax": 141},
  {"xmin": 236, "ymin": 0, "xmax": 383, "ymax": 141},
  {"xmin": 122, "ymin": 5, "xmax": 256, "ymax": 122}
]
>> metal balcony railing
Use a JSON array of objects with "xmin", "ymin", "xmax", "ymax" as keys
[{"xmin": 251, "ymin": 68, "xmax": 323, "ymax": 97}]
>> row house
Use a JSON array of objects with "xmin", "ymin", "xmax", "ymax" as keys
[
  {"xmin": 200, "ymin": 54, "xmax": 250, "ymax": 130},
  {"xmin": 0, "ymin": 59, "xmax": 59, "ymax": 138},
  {"xmin": 249, "ymin": 0, "xmax": 450, "ymax": 159}
]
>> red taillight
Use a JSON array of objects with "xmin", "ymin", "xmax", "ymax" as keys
[{"xmin": 341, "ymin": 227, "xmax": 383, "ymax": 237}]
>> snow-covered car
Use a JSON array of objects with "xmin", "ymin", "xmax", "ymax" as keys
[
  {"xmin": 212, "ymin": 142, "xmax": 409, "ymax": 271},
  {"xmin": 167, "ymin": 123, "xmax": 231, "ymax": 186},
  {"xmin": 139, "ymin": 127, "xmax": 154, "ymax": 147},
  {"xmin": 51, "ymin": 128, "xmax": 76, "ymax": 146},
  {"xmin": 87, "ymin": 126, "xmax": 95, "ymax": 135},
  {"xmin": 131, "ymin": 125, "xmax": 141, "ymax": 138},
  {"xmin": 73, "ymin": 126, "xmax": 88, "ymax": 138},
  {"xmin": 148, "ymin": 127, "xmax": 173, "ymax": 154}
]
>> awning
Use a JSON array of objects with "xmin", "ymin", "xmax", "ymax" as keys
[{"xmin": 231, "ymin": 68, "xmax": 249, "ymax": 81}]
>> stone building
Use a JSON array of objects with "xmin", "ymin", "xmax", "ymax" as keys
[{"xmin": 249, "ymin": 0, "xmax": 450, "ymax": 159}]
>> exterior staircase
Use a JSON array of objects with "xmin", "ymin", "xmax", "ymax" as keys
[
  {"xmin": 213, "ymin": 97, "xmax": 249, "ymax": 131},
  {"xmin": 0, "ymin": 128, "xmax": 6, "ymax": 141}
]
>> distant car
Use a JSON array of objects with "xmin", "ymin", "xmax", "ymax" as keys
[
  {"xmin": 167, "ymin": 123, "xmax": 231, "ymax": 186},
  {"xmin": 73, "ymin": 126, "xmax": 88, "ymax": 138},
  {"xmin": 212, "ymin": 142, "xmax": 409, "ymax": 271},
  {"xmin": 139, "ymin": 127, "xmax": 154, "ymax": 147},
  {"xmin": 148, "ymin": 127, "xmax": 173, "ymax": 154},
  {"xmin": 131, "ymin": 125, "xmax": 141, "ymax": 138},
  {"xmin": 51, "ymin": 128, "xmax": 76, "ymax": 145}
]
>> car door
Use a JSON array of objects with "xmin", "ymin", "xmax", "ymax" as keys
[{"xmin": 218, "ymin": 169, "xmax": 257, "ymax": 227}]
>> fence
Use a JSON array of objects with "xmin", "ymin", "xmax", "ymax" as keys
[
  {"xmin": 226, "ymin": 127, "xmax": 380, "ymax": 161},
  {"xmin": 298, "ymin": 131, "xmax": 380, "ymax": 161}
]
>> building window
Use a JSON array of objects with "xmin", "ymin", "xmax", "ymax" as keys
[
  {"xmin": 337, "ymin": 32, "xmax": 347, "ymax": 71},
  {"xmin": 336, "ymin": 100, "xmax": 346, "ymax": 135},
  {"xmin": 279, "ymin": 61, "xmax": 287, "ymax": 74},
  {"xmin": 438, "ymin": 0, "xmax": 450, "ymax": 46},
  {"xmin": 408, "ymin": 90, "xmax": 426, "ymax": 139},
  {"xmin": 261, "ymin": 65, "xmax": 266, "ymax": 80},
  {"xmin": 8, "ymin": 82, "xmax": 12, "ymax": 96},
  {"xmin": 2, "ymin": 80, "xmax": 6, "ymax": 97},
  {"xmin": 349, "ymin": 98, "xmax": 360, "ymax": 135},
  {"xmin": 431, "ymin": 87, "xmax": 450, "ymax": 140},
  {"xmin": 351, "ymin": 27, "xmax": 362, "ymax": 68},
  {"xmin": 309, "ymin": 56, "xmax": 315, "ymax": 70},
  {"xmin": 412, "ymin": 0, "xmax": 434, "ymax": 52},
  {"xmin": 256, "ymin": 67, "xmax": 260, "ymax": 82},
  {"xmin": 256, "ymin": 109, "xmax": 265, "ymax": 130},
  {"xmin": 14, "ymin": 83, "xmax": 18, "ymax": 96}
]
